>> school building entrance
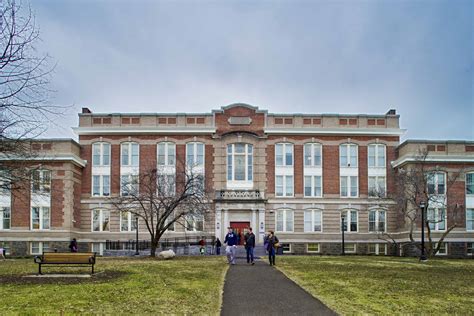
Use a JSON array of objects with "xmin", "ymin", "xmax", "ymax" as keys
[{"xmin": 229, "ymin": 221, "xmax": 250, "ymax": 245}]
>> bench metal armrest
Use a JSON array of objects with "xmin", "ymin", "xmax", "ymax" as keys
[
  {"xmin": 34, "ymin": 255, "xmax": 43, "ymax": 264},
  {"xmin": 89, "ymin": 255, "xmax": 96, "ymax": 264}
]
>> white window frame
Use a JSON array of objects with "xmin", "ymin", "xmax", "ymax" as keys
[
  {"xmin": 467, "ymin": 209, "xmax": 474, "ymax": 231},
  {"xmin": 341, "ymin": 210, "xmax": 358, "ymax": 233},
  {"xmin": 31, "ymin": 206, "xmax": 50, "ymax": 230},
  {"xmin": 92, "ymin": 175, "xmax": 110, "ymax": 197},
  {"xmin": 186, "ymin": 142, "xmax": 205, "ymax": 168},
  {"xmin": 275, "ymin": 175, "xmax": 294, "ymax": 197},
  {"xmin": 227, "ymin": 143, "xmax": 253, "ymax": 187},
  {"xmin": 164, "ymin": 211, "xmax": 176, "ymax": 232},
  {"xmin": 121, "ymin": 174, "xmax": 139, "ymax": 197},
  {"xmin": 344, "ymin": 243, "xmax": 356, "ymax": 253},
  {"xmin": 466, "ymin": 173, "xmax": 474, "ymax": 196},
  {"xmin": 340, "ymin": 144, "xmax": 358, "ymax": 168},
  {"xmin": 368, "ymin": 243, "xmax": 387, "ymax": 255},
  {"xmin": 276, "ymin": 209, "xmax": 294, "ymax": 232},
  {"xmin": 281, "ymin": 243, "xmax": 292, "ymax": 253},
  {"xmin": 157, "ymin": 142, "xmax": 176, "ymax": 166},
  {"xmin": 92, "ymin": 142, "xmax": 111, "ymax": 166},
  {"xmin": 435, "ymin": 242, "xmax": 447, "ymax": 256},
  {"xmin": 368, "ymin": 176, "xmax": 386, "ymax": 198},
  {"xmin": 31, "ymin": 170, "xmax": 51, "ymax": 194},
  {"xmin": 467, "ymin": 242, "xmax": 473, "ymax": 256},
  {"xmin": 185, "ymin": 214, "xmax": 204, "ymax": 232},
  {"xmin": 91, "ymin": 242, "xmax": 105, "ymax": 256},
  {"xmin": 304, "ymin": 209, "xmax": 323, "ymax": 232},
  {"xmin": 157, "ymin": 174, "xmax": 176, "ymax": 196},
  {"xmin": 30, "ymin": 241, "xmax": 49, "ymax": 255},
  {"xmin": 121, "ymin": 142, "xmax": 139, "ymax": 167},
  {"xmin": 275, "ymin": 143, "xmax": 294, "ymax": 167},
  {"xmin": 304, "ymin": 143, "xmax": 322, "ymax": 167},
  {"xmin": 427, "ymin": 172, "xmax": 446, "ymax": 195},
  {"xmin": 91, "ymin": 209, "xmax": 110, "ymax": 232},
  {"xmin": 306, "ymin": 243, "xmax": 320, "ymax": 253},
  {"xmin": 427, "ymin": 208, "xmax": 446, "ymax": 231},
  {"xmin": 304, "ymin": 175, "xmax": 322, "ymax": 197},
  {"xmin": 120, "ymin": 211, "xmax": 137, "ymax": 232},
  {"xmin": 0, "ymin": 207, "xmax": 11, "ymax": 230},
  {"xmin": 368, "ymin": 144, "xmax": 386, "ymax": 168},
  {"xmin": 368, "ymin": 209, "xmax": 386, "ymax": 233},
  {"xmin": 340, "ymin": 176, "xmax": 358, "ymax": 197}
]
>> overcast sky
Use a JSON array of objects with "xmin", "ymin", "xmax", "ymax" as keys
[{"xmin": 34, "ymin": 0, "xmax": 473, "ymax": 141}]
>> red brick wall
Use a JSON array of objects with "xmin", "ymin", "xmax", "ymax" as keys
[
  {"xmin": 386, "ymin": 146, "xmax": 397, "ymax": 195},
  {"xmin": 51, "ymin": 178, "xmax": 64, "ymax": 227},
  {"xmin": 294, "ymin": 144, "xmax": 303, "ymax": 195},
  {"xmin": 73, "ymin": 181, "xmax": 82, "ymax": 228},
  {"xmin": 80, "ymin": 144, "xmax": 91, "ymax": 195},
  {"xmin": 215, "ymin": 106, "xmax": 265, "ymax": 136},
  {"xmin": 139, "ymin": 144, "xmax": 157, "ymax": 174},
  {"xmin": 11, "ymin": 179, "xmax": 30, "ymax": 227},
  {"xmin": 266, "ymin": 145, "xmax": 275, "ymax": 194},
  {"xmin": 111, "ymin": 144, "xmax": 120, "ymax": 195},
  {"xmin": 448, "ymin": 180, "xmax": 466, "ymax": 228},
  {"xmin": 358, "ymin": 146, "xmax": 368, "ymax": 196},
  {"xmin": 323, "ymin": 145, "xmax": 339, "ymax": 195},
  {"xmin": 175, "ymin": 144, "xmax": 186, "ymax": 193},
  {"xmin": 205, "ymin": 144, "xmax": 214, "ymax": 191}
]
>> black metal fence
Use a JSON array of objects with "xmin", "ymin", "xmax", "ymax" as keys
[{"xmin": 105, "ymin": 235, "xmax": 216, "ymax": 251}]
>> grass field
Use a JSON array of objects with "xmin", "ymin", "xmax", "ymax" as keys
[
  {"xmin": 277, "ymin": 256, "xmax": 474, "ymax": 315},
  {"xmin": 0, "ymin": 256, "xmax": 228, "ymax": 315}
]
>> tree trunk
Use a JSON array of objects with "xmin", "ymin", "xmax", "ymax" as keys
[{"xmin": 150, "ymin": 241, "xmax": 158, "ymax": 257}]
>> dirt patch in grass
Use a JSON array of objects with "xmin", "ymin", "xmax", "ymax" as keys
[{"xmin": 0, "ymin": 270, "xmax": 128, "ymax": 285}]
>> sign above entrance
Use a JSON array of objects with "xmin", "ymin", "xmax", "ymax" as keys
[{"xmin": 228, "ymin": 117, "xmax": 252, "ymax": 125}]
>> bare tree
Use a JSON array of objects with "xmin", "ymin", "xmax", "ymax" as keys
[
  {"xmin": 111, "ymin": 161, "xmax": 212, "ymax": 257},
  {"xmin": 379, "ymin": 149, "xmax": 465, "ymax": 258},
  {"xmin": 0, "ymin": 1, "xmax": 63, "ymax": 191}
]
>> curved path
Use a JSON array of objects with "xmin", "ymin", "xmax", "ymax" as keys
[{"xmin": 221, "ymin": 254, "xmax": 337, "ymax": 316}]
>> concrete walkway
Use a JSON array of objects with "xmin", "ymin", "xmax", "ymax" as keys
[{"xmin": 221, "ymin": 257, "xmax": 337, "ymax": 316}]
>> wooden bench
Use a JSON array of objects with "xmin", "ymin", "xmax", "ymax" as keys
[{"xmin": 34, "ymin": 252, "xmax": 96, "ymax": 275}]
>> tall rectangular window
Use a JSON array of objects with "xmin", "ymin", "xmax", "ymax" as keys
[
  {"xmin": 368, "ymin": 144, "xmax": 386, "ymax": 167},
  {"xmin": 93, "ymin": 175, "xmax": 110, "ymax": 196},
  {"xmin": 157, "ymin": 142, "xmax": 176, "ymax": 166},
  {"xmin": 121, "ymin": 175, "xmax": 139, "ymax": 196},
  {"xmin": 30, "ymin": 242, "xmax": 49, "ymax": 255},
  {"xmin": 304, "ymin": 210, "xmax": 322, "ymax": 232},
  {"xmin": 368, "ymin": 209, "xmax": 386, "ymax": 232},
  {"xmin": 304, "ymin": 143, "xmax": 322, "ymax": 167},
  {"xmin": 427, "ymin": 172, "xmax": 446, "ymax": 195},
  {"xmin": 158, "ymin": 174, "xmax": 175, "ymax": 196},
  {"xmin": 341, "ymin": 210, "xmax": 358, "ymax": 232},
  {"xmin": 92, "ymin": 142, "xmax": 110, "ymax": 166},
  {"xmin": 466, "ymin": 173, "xmax": 474, "ymax": 195},
  {"xmin": 304, "ymin": 176, "xmax": 322, "ymax": 197},
  {"xmin": 0, "ymin": 207, "xmax": 11, "ymax": 230},
  {"xmin": 275, "ymin": 175, "xmax": 293, "ymax": 197},
  {"xmin": 275, "ymin": 143, "xmax": 293, "ymax": 166},
  {"xmin": 340, "ymin": 176, "xmax": 358, "ymax": 197},
  {"xmin": 0, "ymin": 172, "xmax": 11, "ymax": 194},
  {"xmin": 31, "ymin": 207, "xmax": 50, "ymax": 230},
  {"xmin": 227, "ymin": 143, "xmax": 253, "ymax": 182},
  {"xmin": 120, "ymin": 212, "xmax": 137, "ymax": 232},
  {"xmin": 31, "ymin": 170, "xmax": 51, "ymax": 194},
  {"xmin": 92, "ymin": 209, "xmax": 110, "ymax": 232},
  {"xmin": 121, "ymin": 142, "xmax": 139, "ymax": 166},
  {"xmin": 276, "ymin": 209, "xmax": 294, "ymax": 232},
  {"xmin": 185, "ymin": 214, "xmax": 204, "ymax": 232},
  {"xmin": 186, "ymin": 142, "xmax": 204, "ymax": 168},
  {"xmin": 427, "ymin": 208, "xmax": 446, "ymax": 231},
  {"xmin": 340, "ymin": 144, "xmax": 358, "ymax": 167},
  {"xmin": 466, "ymin": 209, "xmax": 474, "ymax": 231},
  {"xmin": 368, "ymin": 176, "xmax": 386, "ymax": 197}
]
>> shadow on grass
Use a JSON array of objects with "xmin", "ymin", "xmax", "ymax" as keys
[{"xmin": 0, "ymin": 270, "xmax": 129, "ymax": 285}]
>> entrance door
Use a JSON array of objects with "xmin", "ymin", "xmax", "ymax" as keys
[{"xmin": 229, "ymin": 221, "xmax": 250, "ymax": 246}]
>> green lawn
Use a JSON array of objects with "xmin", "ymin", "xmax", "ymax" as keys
[
  {"xmin": 277, "ymin": 256, "xmax": 474, "ymax": 315},
  {"xmin": 0, "ymin": 256, "xmax": 228, "ymax": 315}
]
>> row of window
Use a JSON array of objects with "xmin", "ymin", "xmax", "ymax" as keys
[{"xmin": 0, "ymin": 207, "xmax": 473, "ymax": 232}]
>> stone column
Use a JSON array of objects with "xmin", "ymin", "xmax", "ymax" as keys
[
  {"xmin": 258, "ymin": 209, "xmax": 265, "ymax": 244},
  {"xmin": 215, "ymin": 209, "xmax": 222, "ymax": 241}
]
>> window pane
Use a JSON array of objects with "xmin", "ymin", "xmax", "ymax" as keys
[
  {"xmin": 158, "ymin": 143, "xmax": 166, "ymax": 165},
  {"xmin": 340, "ymin": 145, "xmax": 348, "ymax": 167},
  {"xmin": 92, "ymin": 144, "xmax": 101, "ymax": 166},
  {"xmin": 102, "ymin": 144, "xmax": 110, "ymax": 166},
  {"xmin": 227, "ymin": 154, "xmax": 232, "ymax": 181},
  {"xmin": 103, "ymin": 176, "xmax": 110, "ymax": 196},
  {"xmin": 304, "ymin": 144, "xmax": 312, "ymax": 166},
  {"xmin": 369, "ymin": 210, "xmax": 376, "ymax": 232},
  {"xmin": 350, "ymin": 176, "xmax": 358, "ymax": 197},
  {"xmin": 121, "ymin": 144, "xmax": 129, "ymax": 166},
  {"xmin": 121, "ymin": 212, "xmax": 129, "ymax": 231},
  {"xmin": 234, "ymin": 155, "xmax": 245, "ymax": 180},
  {"xmin": 467, "ymin": 174, "xmax": 474, "ymax": 194},
  {"xmin": 92, "ymin": 210, "xmax": 100, "ymax": 231},
  {"xmin": 102, "ymin": 211, "xmax": 110, "ymax": 231},
  {"xmin": 186, "ymin": 144, "xmax": 194, "ymax": 166},
  {"xmin": 437, "ymin": 173, "xmax": 445, "ymax": 195},
  {"xmin": 2, "ymin": 208, "xmax": 10, "ymax": 229},
  {"xmin": 32, "ymin": 207, "xmax": 40, "ymax": 229},
  {"xmin": 377, "ymin": 145, "xmax": 385, "ymax": 167},
  {"xmin": 314, "ymin": 145, "xmax": 321, "ymax": 166},
  {"xmin": 379, "ymin": 211, "xmax": 386, "ymax": 232},
  {"xmin": 314, "ymin": 176, "xmax": 322, "ymax": 197},
  {"xmin": 42, "ymin": 207, "xmax": 50, "ymax": 229},
  {"xmin": 350, "ymin": 211, "xmax": 357, "ymax": 232},
  {"xmin": 276, "ymin": 211, "xmax": 284, "ymax": 231},
  {"xmin": 196, "ymin": 143, "xmax": 204, "ymax": 166},
  {"xmin": 285, "ymin": 144, "xmax": 293, "ymax": 166},
  {"xmin": 350, "ymin": 145, "xmax": 357, "ymax": 167},
  {"xmin": 304, "ymin": 176, "xmax": 312, "ymax": 196},
  {"xmin": 275, "ymin": 144, "xmax": 283, "ymax": 166},
  {"xmin": 314, "ymin": 211, "xmax": 322, "ymax": 231},
  {"xmin": 285, "ymin": 211, "xmax": 293, "ymax": 231},
  {"xmin": 235, "ymin": 143, "xmax": 245, "ymax": 153},
  {"xmin": 131, "ymin": 143, "xmax": 139, "ymax": 166},
  {"xmin": 93, "ymin": 175, "xmax": 100, "ymax": 196},
  {"xmin": 248, "ymin": 154, "xmax": 253, "ymax": 181},
  {"xmin": 368, "ymin": 145, "xmax": 376, "ymax": 167},
  {"xmin": 438, "ymin": 209, "xmax": 446, "ymax": 230},
  {"xmin": 304, "ymin": 210, "xmax": 312, "ymax": 232},
  {"xmin": 340, "ymin": 177, "xmax": 347, "ymax": 196},
  {"xmin": 286, "ymin": 176, "xmax": 293, "ymax": 196},
  {"xmin": 276, "ymin": 176, "xmax": 283, "ymax": 196}
]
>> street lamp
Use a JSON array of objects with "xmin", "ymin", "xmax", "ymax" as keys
[
  {"xmin": 135, "ymin": 216, "xmax": 139, "ymax": 256},
  {"xmin": 341, "ymin": 213, "xmax": 346, "ymax": 256},
  {"xmin": 419, "ymin": 201, "xmax": 427, "ymax": 262}
]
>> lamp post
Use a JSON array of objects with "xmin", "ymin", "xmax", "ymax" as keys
[
  {"xmin": 341, "ymin": 213, "xmax": 346, "ymax": 256},
  {"xmin": 419, "ymin": 201, "xmax": 427, "ymax": 262},
  {"xmin": 135, "ymin": 216, "xmax": 139, "ymax": 256}
]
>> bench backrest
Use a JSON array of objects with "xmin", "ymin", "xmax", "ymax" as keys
[{"xmin": 41, "ymin": 252, "xmax": 95, "ymax": 264}]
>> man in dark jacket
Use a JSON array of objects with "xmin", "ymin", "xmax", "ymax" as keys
[
  {"xmin": 224, "ymin": 227, "xmax": 238, "ymax": 265},
  {"xmin": 244, "ymin": 227, "xmax": 256, "ymax": 265}
]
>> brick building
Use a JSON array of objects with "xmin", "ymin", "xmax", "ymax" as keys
[{"xmin": 0, "ymin": 103, "xmax": 473, "ymax": 257}]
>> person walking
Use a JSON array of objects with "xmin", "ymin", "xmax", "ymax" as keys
[
  {"xmin": 244, "ymin": 227, "xmax": 256, "ymax": 265},
  {"xmin": 215, "ymin": 237, "xmax": 222, "ymax": 255},
  {"xmin": 266, "ymin": 230, "xmax": 279, "ymax": 266},
  {"xmin": 224, "ymin": 227, "xmax": 238, "ymax": 265},
  {"xmin": 69, "ymin": 238, "xmax": 78, "ymax": 253},
  {"xmin": 199, "ymin": 238, "xmax": 205, "ymax": 255}
]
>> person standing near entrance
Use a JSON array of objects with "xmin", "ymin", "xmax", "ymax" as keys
[
  {"xmin": 244, "ymin": 227, "xmax": 256, "ymax": 265},
  {"xmin": 266, "ymin": 230, "xmax": 279, "ymax": 266},
  {"xmin": 69, "ymin": 238, "xmax": 78, "ymax": 253},
  {"xmin": 224, "ymin": 227, "xmax": 238, "ymax": 265},
  {"xmin": 215, "ymin": 237, "xmax": 222, "ymax": 255}
]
